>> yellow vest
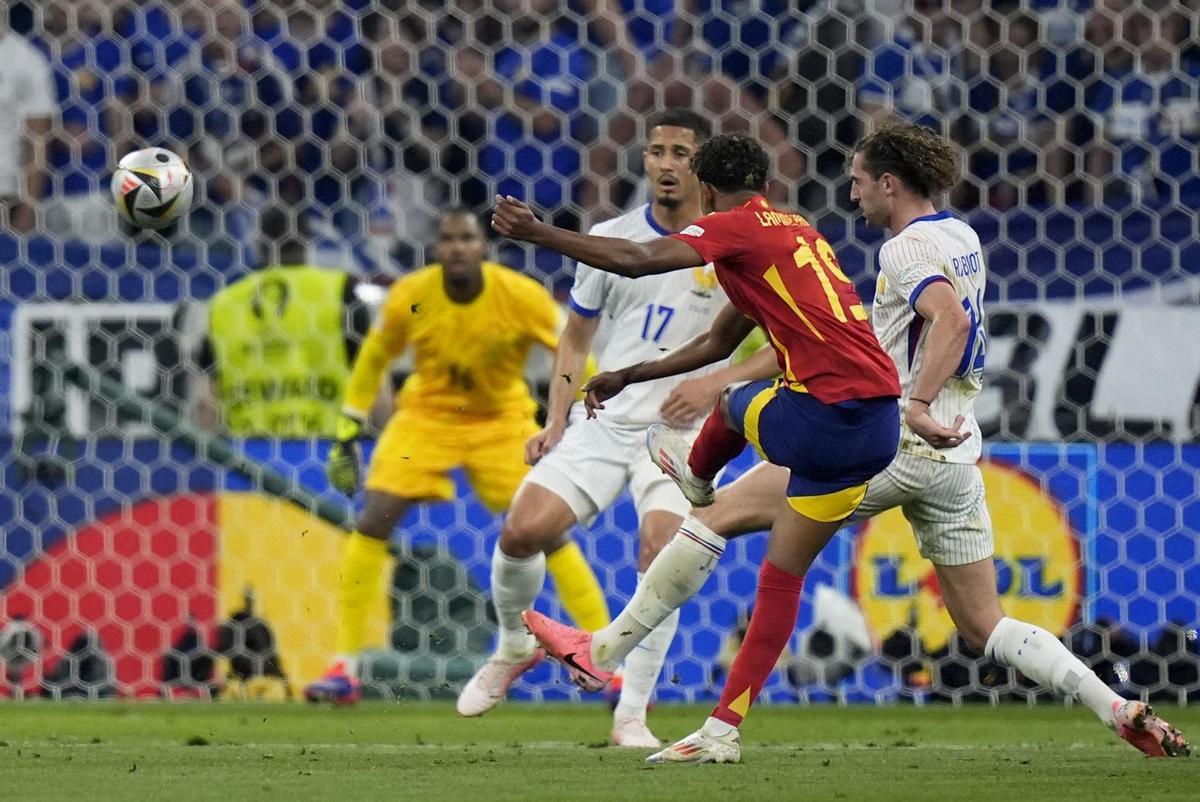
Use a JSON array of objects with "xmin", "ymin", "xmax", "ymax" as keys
[{"xmin": 209, "ymin": 265, "xmax": 350, "ymax": 437}]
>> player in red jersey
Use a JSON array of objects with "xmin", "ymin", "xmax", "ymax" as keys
[{"xmin": 493, "ymin": 135, "xmax": 903, "ymax": 759}]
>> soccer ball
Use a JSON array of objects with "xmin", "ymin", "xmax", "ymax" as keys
[{"xmin": 111, "ymin": 147, "xmax": 193, "ymax": 230}]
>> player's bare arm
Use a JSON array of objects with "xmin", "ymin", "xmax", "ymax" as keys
[
  {"xmin": 582, "ymin": 303, "xmax": 754, "ymax": 417},
  {"xmin": 660, "ymin": 346, "xmax": 780, "ymax": 427},
  {"xmin": 907, "ymin": 280, "xmax": 972, "ymax": 449},
  {"xmin": 527, "ymin": 310, "xmax": 600, "ymax": 465},
  {"xmin": 491, "ymin": 194, "xmax": 706, "ymax": 277}
]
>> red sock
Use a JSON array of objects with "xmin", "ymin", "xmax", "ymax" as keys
[
  {"xmin": 687, "ymin": 406, "xmax": 746, "ymax": 480},
  {"xmin": 712, "ymin": 560, "xmax": 804, "ymax": 728}
]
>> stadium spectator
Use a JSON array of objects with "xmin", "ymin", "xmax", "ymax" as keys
[
  {"xmin": 36, "ymin": 0, "xmax": 136, "ymax": 240},
  {"xmin": 958, "ymin": 11, "xmax": 1068, "ymax": 210},
  {"xmin": 1083, "ymin": 6, "xmax": 1200, "ymax": 204},
  {"xmin": 165, "ymin": 0, "xmax": 297, "ymax": 258},
  {"xmin": 193, "ymin": 206, "xmax": 370, "ymax": 437},
  {"xmin": 858, "ymin": 0, "xmax": 965, "ymax": 130},
  {"xmin": 0, "ymin": 0, "xmax": 55, "ymax": 233},
  {"xmin": 358, "ymin": 11, "xmax": 444, "ymax": 272}
]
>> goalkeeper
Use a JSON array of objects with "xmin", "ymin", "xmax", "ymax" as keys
[{"xmin": 305, "ymin": 209, "xmax": 609, "ymax": 704}]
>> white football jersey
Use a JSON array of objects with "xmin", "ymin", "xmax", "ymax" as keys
[
  {"xmin": 569, "ymin": 204, "xmax": 728, "ymax": 430},
  {"xmin": 871, "ymin": 211, "xmax": 986, "ymax": 464}
]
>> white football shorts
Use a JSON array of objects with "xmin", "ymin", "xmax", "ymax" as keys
[
  {"xmin": 849, "ymin": 451, "xmax": 995, "ymax": 566},
  {"xmin": 523, "ymin": 410, "xmax": 693, "ymax": 526}
]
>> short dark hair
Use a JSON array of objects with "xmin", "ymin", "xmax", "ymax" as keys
[
  {"xmin": 853, "ymin": 123, "xmax": 960, "ymax": 197},
  {"xmin": 690, "ymin": 134, "xmax": 769, "ymax": 194},
  {"xmin": 439, "ymin": 206, "xmax": 483, "ymax": 231},
  {"xmin": 646, "ymin": 109, "xmax": 713, "ymax": 143}
]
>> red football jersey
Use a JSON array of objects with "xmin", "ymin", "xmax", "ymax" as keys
[{"xmin": 672, "ymin": 195, "xmax": 900, "ymax": 404}]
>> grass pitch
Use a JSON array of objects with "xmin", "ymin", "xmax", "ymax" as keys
[{"xmin": 0, "ymin": 702, "xmax": 1194, "ymax": 801}]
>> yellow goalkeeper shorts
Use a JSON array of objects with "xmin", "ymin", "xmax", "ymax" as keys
[{"xmin": 365, "ymin": 408, "xmax": 538, "ymax": 512}]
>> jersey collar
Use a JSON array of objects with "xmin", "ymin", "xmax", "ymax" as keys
[
  {"xmin": 644, "ymin": 204, "xmax": 671, "ymax": 236},
  {"xmin": 901, "ymin": 210, "xmax": 954, "ymax": 231},
  {"xmin": 742, "ymin": 195, "xmax": 770, "ymax": 209}
]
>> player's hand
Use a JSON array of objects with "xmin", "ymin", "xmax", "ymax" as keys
[
  {"xmin": 490, "ymin": 195, "xmax": 541, "ymax": 241},
  {"xmin": 660, "ymin": 375, "xmax": 724, "ymax": 428},
  {"xmin": 904, "ymin": 402, "xmax": 971, "ymax": 450},
  {"xmin": 581, "ymin": 369, "xmax": 630, "ymax": 419},
  {"xmin": 327, "ymin": 413, "xmax": 365, "ymax": 496},
  {"xmin": 525, "ymin": 424, "xmax": 564, "ymax": 466}
]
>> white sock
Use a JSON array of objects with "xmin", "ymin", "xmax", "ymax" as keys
[
  {"xmin": 491, "ymin": 544, "xmax": 546, "ymax": 661},
  {"xmin": 985, "ymin": 616, "xmax": 1121, "ymax": 726},
  {"xmin": 615, "ymin": 573, "xmax": 680, "ymax": 721},
  {"xmin": 592, "ymin": 516, "xmax": 725, "ymax": 670}
]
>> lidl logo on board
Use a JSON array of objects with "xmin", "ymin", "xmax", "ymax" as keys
[{"xmin": 852, "ymin": 461, "xmax": 1080, "ymax": 653}]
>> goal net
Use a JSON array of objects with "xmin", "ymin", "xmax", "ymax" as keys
[{"xmin": 1, "ymin": 0, "xmax": 1197, "ymax": 704}]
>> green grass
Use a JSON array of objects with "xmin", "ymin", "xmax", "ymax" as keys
[{"xmin": 0, "ymin": 702, "xmax": 1195, "ymax": 801}]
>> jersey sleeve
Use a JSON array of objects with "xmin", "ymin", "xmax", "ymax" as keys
[
  {"xmin": 669, "ymin": 212, "xmax": 745, "ymax": 264},
  {"xmin": 879, "ymin": 235, "xmax": 952, "ymax": 310},
  {"xmin": 373, "ymin": 278, "xmax": 414, "ymax": 356},
  {"xmin": 342, "ymin": 279, "xmax": 412, "ymax": 416},
  {"xmin": 516, "ymin": 275, "xmax": 565, "ymax": 351},
  {"xmin": 568, "ymin": 262, "xmax": 607, "ymax": 318}
]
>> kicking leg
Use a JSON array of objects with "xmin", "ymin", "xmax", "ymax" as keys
[{"xmin": 526, "ymin": 463, "xmax": 789, "ymax": 684}]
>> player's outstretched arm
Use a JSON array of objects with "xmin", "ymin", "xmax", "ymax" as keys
[
  {"xmin": 661, "ymin": 345, "xmax": 780, "ymax": 427},
  {"xmin": 582, "ymin": 304, "xmax": 754, "ymax": 417},
  {"xmin": 907, "ymin": 280, "xmax": 972, "ymax": 449},
  {"xmin": 491, "ymin": 195, "xmax": 705, "ymax": 277}
]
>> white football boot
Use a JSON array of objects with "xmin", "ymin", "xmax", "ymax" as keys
[
  {"xmin": 646, "ymin": 717, "xmax": 741, "ymax": 764},
  {"xmin": 611, "ymin": 716, "xmax": 663, "ymax": 748},
  {"xmin": 647, "ymin": 424, "xmax": 715, "ymax": 507},
  {"xmin": 456, "ymin": 650, "xmax": 544, "ymax": 717},
  {"xmin": 1113, "ymin": 700, "xmax": 1190, "ymax": 757}
]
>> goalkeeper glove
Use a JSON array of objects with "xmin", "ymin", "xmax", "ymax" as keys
[{"xmin": 327, "ymin": 412, "xmax": 365, "ymax": 496}]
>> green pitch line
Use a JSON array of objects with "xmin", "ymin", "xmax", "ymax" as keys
[{"xmin": 0, "ymin": 702, "xmax": 1194, "ymax": 801}]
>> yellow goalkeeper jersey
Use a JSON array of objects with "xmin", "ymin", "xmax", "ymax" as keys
[{"xmin": 344, "ymin": 262, "xmax": 560, "ymax": 420}]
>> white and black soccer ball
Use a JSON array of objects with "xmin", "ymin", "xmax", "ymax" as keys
[{"xmin": 111, "ymin": 147, "xmax": 194, "ymax": 230}]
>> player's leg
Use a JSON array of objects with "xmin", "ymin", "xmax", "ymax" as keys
[
  {"xmin": 646, "ymin": 381, "xmax": 768, "ymax": 506},
  {"xmin": 466, "ymin": 417, "xmax": 608, "ymax": 633},
  {"xmin": 647, "ymin": 390, "xmax": 899, "ymax": 763},
  {"xmin": 459, "ymin": 422, "xmax": 625, "ymax": 715},
  {"xmin": 457, "ymin": 482, "xmax": 578, "ymax": 717},
  {"xmin": 915, "ymin": 461, "xmax": 1189, "ymax": 757},
  {"xmin": 306, "ymin": 411, "xmax": 456, "ymax": 703},
  {"xmin": 527, "ymin": 461, "xmax": 788, "ymax": 685},
  {"xmin": 592, "ymin": 381, "xmax": 789, "ymax": 667},
  {"xmin": 305, "ymin": 490, "xmax": 415, "ymax": 704},
  {"xmin": 609, "ymin": 503, "xmax": 683, "ymax": 747},
  {"xmin": 648, "ymin": 501, "xmax": 846, "ymax": 764}
]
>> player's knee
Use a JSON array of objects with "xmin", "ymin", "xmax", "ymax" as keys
[
  {"xmin": 717, "ymin": 385, "xmax": 737, "ymax": 429},
  {"xmin": 355, "ymin": 495, "xmax": 409, "ymax": 540},
  {"xmin": 498, "ymin": 511, "xmax": 558, "ymax": 559}
]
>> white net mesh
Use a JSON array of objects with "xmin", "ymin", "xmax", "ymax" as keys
[{"xmin": 1, "ymin": 0, "xmax": 1199, "ymax": 703}]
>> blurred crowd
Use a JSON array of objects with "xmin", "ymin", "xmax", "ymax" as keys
[{"xmin": 1, "ymin": 0, "xmax": 1198, "ymax": 281}]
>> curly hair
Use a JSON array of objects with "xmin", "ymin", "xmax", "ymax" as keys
[
  {"xmin": 690, "ymin": 134, "xmax": 769, "ymax": 194},
  {"xmin": 854, "ymin": 122, "xmax": 961, "ymax": 197}
]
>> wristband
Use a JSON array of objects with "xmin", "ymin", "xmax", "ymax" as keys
[{"xmin": 909, "ymin": 397, "xmax": 934, "ymax": 407}]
